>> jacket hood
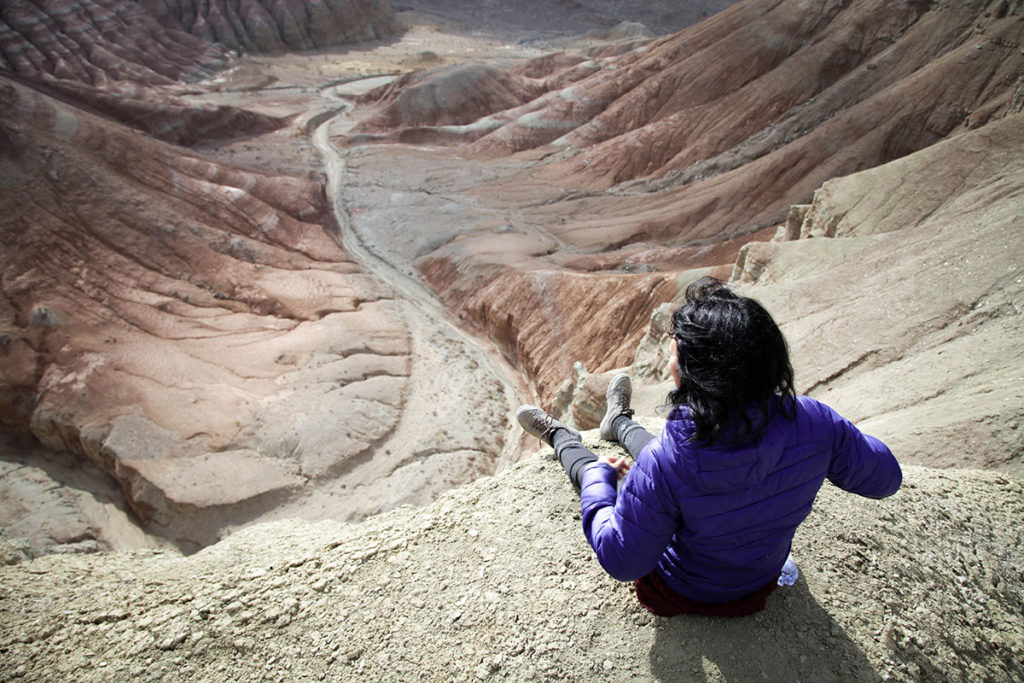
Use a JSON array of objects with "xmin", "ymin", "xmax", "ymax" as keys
[{"xmin": 665, "ymin": 404, "xmax": 787, "ymax": 493}]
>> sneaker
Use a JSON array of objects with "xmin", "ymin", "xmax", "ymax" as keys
[
  {"xmin": 599, "ymin": 374, "xmax": 634, "ymax": 442},
  {"xmin": 516, "ymin": 405, "xmax": 580, "ymax": 446}
]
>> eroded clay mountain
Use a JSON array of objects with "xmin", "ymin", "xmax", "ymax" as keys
[
  {"xmin": 0, "ymin": 74, "xmax": 518, "ymax": 551},
  {"xmin": 0, "ymin": 0, "xmax": 397, "ymax": 143},
  {"xmin": 388, "ymin": 0, "xmax": 738, "ymax": 39},
  {"xmin": 0, "ymin": 77, "xmax": 381, "ymax": 548},
  {"xmin": 347, "ymin": 0, "xmax": 1024, "ymax": 401},
  {"xmin": 0, "ymin": 0, "xmax": 538, "ymax": 553},
  {"xmin": 140, "ymin": 0, "xmax": 398, "ymax": 51}
]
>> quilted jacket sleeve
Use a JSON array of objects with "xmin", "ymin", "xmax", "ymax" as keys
[
  {"xmin": 822, "ymin": 402, "xmax": 902, "ymax": 499},
  {"xmin": 579, "ymin": 437, "xmax": 681, "ymax": 582}
]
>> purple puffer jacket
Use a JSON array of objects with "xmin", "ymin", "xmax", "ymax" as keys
[{"xmin": 580, "ymin": 395, "xmax": 901, "ymax": 603}]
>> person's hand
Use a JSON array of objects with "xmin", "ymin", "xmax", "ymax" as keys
[{"xmin": 597, "ymin": 454, "xmax": 631, "ymax": 480}]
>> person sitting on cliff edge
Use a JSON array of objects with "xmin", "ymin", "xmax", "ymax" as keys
[{"xmin": 516, "ymin": 276, "xmax": 902, "ymax": 617}]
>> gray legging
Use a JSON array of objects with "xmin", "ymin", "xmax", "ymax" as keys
[{"xmin": 553, "ymin": 416, "xmax": 654, "ymax": 491}]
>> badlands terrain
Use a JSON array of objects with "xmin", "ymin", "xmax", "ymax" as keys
[{"xmin": 1, "ymin": 0, "xmax": 1023, "ymax": 680}]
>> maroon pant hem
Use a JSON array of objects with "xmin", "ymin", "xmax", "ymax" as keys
[{"xmin": 634, "ymin": 570, "xmax": 780, "ymax": 617}]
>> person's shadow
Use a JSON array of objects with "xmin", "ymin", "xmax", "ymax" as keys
[{"xmin": 648, "ymin": 577, "xmax": 881, "ymax": 682}]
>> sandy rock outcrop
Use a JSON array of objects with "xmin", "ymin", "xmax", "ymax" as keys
[
  {"xmin": 0, "ymin": 435, "xmax": 172, "ymax": 562},
  {"xmin": 731, "ymin": 112, "xmax": 1024, "ymax": 475},
  {"xmin": 1, "ymin": 433, "xmax": 1021, "ymax": 681}
]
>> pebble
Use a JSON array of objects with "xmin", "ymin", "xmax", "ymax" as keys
[{"xmin": 156, "ymin": 632, "xmax": 186, "ymax": 651}]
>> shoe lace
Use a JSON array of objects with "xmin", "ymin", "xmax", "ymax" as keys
[{"xmin": 535, "ymin": 412, "xmax": 560, "ymax": 440}]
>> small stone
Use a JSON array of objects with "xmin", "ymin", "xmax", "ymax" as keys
[
  {"xmin": 156, "ymin": 631, "xmax": 187, "ymax": 651},
  {"xmin": 603, "ymin": 660, "xmax": 613, "ymax": 671}
]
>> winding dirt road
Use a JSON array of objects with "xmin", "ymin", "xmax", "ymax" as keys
[{"xmin": 311, "ymin": 78, "xmax": 531, "ymax": 475}]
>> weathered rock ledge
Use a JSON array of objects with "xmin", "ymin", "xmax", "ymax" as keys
[{"xmin": 1, "ymin": 424, "xmax": 1022, "ymax": 681}]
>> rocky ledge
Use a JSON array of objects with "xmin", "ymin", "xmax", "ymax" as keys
[{"xmin": 1, "ymin": 423, "xmax": 1022, "ymax": 681}]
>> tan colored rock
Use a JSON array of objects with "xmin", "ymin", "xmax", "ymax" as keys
[
  {"xmin": 1, "ymin": 455, "xmax": 1022, "ymax": 681},
  {"xmin": 639, "ymin": 113, "xmax": 1024, "ymax": 476},
  {"xmin": 737, "ymin": 113, "xmax": 1024, "ymax": 476}
]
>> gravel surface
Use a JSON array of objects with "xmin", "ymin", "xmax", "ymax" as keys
[{"xmin": 2, "ymin": 420, "xmax": 1022, "ymax": 682}]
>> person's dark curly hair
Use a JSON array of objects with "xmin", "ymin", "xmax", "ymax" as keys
[{"xmin": 668, "ymin": 277, "xmax": 796, "ymax": 445}]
